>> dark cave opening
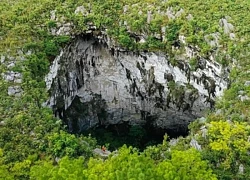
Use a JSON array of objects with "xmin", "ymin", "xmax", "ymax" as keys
[
  {"xmin": 50, "ymin": 34, "xmax": 193, "ymax": 150},
  {"xmin": 56, "ymin": 96, "xmax": 190, "ymax": 151},
  {"xmin": 82, "ymin": 121, "xmax": 189, "ymax": 151}
]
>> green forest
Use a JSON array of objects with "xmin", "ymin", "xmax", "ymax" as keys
[{"xmin": 1, "ymin": 0, "xmax": 250, "ymax": 179}]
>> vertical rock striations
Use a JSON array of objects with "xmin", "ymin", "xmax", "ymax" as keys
[{"xmin": 46, "ymin": 35, "xmax": 228, "ymax": 133}]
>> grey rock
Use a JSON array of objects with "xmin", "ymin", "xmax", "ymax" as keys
[
  {"xmin": 230, "ymin": 33, "xmax": 236, "ymax": 40},
  {"xmin": 1, "ymin": 55, "xmax": 5, "ymax": 63},
  {"xmin": 239, "ymin": 164, "xmax": 244, "ymax": 174},
  {"xmin": 200, "ymin": 126, "xmax": 208, "ymax": 138},
  {"xmin": 199, "ymin": 117, "xmax": 206, "ymax": 123},
  {"xmin": 75, "ymin": 6, "xmax": 88, "ymax": 16},
  {"xmin": 147, "ymin": 10, "xmax": 152, "ymax": 24},
  {"xmin": 123, "ymin": 5, "xmax": 129, "ymax": 13},
  {"xmin": 244, "ymin": 81, "xmax": 250, "ymax": 86},
  {"xmin": 169, "ymin": 138, "xmax": 178, "ymax": 146},
  {"xmin": 56, "ymin": 23, "xmax": 72, "ymax": 35},
  {"xmin": 3, "ymin": 71, "xmax": 22, "ymax": 83},
  {"xmin": 190, "ymin": 138, "xmax": 201, "ymax": 151},
  {"xmin": 219, "ymin": 18, "xmax": 234, "ymax": 35},
  {"xmin": 50, "ymin": 10, "xmax": 56, "ymax": 20},
  {"xmin": 93, "ymin": 148, "xmax": 111, "ymax": 158},
  {"xmin": 238, "ymin": 90, "xmax": 245, "ymax": 95},
  {"xmin": 166, "ymin": 7, "xmax": 175, "ymax": 19},
  {"xmin": 0, "ymin": 121, "xmax": 5, "ymax": 126},
  {"xmin": 215, "ymin": 109, "xmax": 222, "ymax": 115},
  {"xmin": 55, "ymin": 157, "xmax": 60, "ymax": 163},
  {"xmin": 139, "ymin": 38, "xmax": 146, "ymax": 43},
  {"xmin": 226, "ymin": 120, "xmax": 233, "ymax": 125},
  {"xmin": 186, "ymin": 14, "xmax": 193, "ymax": 21},
  {"xmin": 7, "ymin": 62, "xmax": 15, "ymax": 68},
  {"xmin": 239, "ymin": 95, "xmax": 250, "ymax": 102},
  {"xmin": 123, "ymin": 20, "xmax": 127, "ymax": 26},
  {"xmin": 175, "ymin": 8, "xmax": 184, "ymax": 17},
  {"xmin": 8, "ymin": 86, "xmax": 22, "ymax": 96},
  {"xmin": 45, "ymin": 35, "xmax": 228, "ymax": 132},
  {"xmin": 161, "ymin": 26, "xmax": 166, "ymax": 41},
  {"xmin": 204, "ymin": 32, "xmax": 220, "ymax": 47}
]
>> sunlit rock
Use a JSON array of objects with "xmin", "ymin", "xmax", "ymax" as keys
[{"xmin": 46, "ymin": 34, "xmax": 228, "ymax": 133}]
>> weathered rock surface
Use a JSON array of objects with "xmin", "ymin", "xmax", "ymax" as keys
[
  {"xmin": 93, "ymin": 148, "xmax": 112, "ymax": 158},
  {"xmin": 46, "ymin": 35, "xmax": 228, "ymax": 133}
]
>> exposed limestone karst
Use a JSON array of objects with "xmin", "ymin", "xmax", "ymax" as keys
[{"xmin": 46, "ymin": 34, "xmax": 228, "ymax": 133}]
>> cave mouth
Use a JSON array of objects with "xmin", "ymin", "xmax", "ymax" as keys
[
  {"xmin": 82, "ymin": 122, "xmax": 189, "ymax": 151},
  {"xmin": 57, "ymin": 96, "xmax": 190, "ymax": 150}
]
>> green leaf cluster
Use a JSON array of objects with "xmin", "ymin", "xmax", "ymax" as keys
[
  {"xmin": 29, "ymin": 146, "xmax": 216, "ymax": 180},
  {"xmin": 2, "ymin": 0, "xmax": 250, "ymax": 179}
]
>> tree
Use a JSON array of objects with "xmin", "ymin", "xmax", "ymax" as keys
[
  {"xmin": 30, "ymin": 156, "xmax": 86, "ymax": 180},
  {"xmin": 156, "ymin": 148, "xmax": 217, "ymax": 180}
]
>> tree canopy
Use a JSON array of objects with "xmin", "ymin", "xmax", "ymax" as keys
[{"xmin": 1, "ymin": 0, "xmax": 250, "ymax": 179}]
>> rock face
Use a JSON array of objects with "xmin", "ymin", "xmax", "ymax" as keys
[{"xmin": 46, "ymin": 35, "xmax": 228, "ymax": 133}]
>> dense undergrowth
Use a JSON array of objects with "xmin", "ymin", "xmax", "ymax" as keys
[{"xmin": 1, "ymin": 0, "xmax": 250, "ymax": 179}]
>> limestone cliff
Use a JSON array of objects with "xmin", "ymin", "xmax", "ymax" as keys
[{"xmin": 46, "ymin": 34, "xmax": 228, "ymax": 133}]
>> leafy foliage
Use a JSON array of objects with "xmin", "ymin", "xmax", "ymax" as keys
[
  {"xmin": 1, "ymin": 0, "xmax": 250, "ymax": 179},
  {"xmin": 30, "ymin": 156, "xmax": 86, "ymax": 180},
  {"xmin": 47, "ymin": 130, "xmax": 96, "ymax": 158},
  {"xmin": 30, "ymin": 146, "xmax": 217, "ymax": 180}
]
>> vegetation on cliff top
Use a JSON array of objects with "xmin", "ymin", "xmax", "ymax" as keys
[{"xmin": 1, "ymin": 0, "xmax": 250, "ymax": 179}]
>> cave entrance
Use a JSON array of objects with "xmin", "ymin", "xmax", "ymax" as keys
[
  {"xmin": 59, "ymin": 97, "xmax": 190, "ymax": 150},
  {"xmin": 57, "ymin": 97, "xmax": 189, "ymax": 150},
  {"xmin": 82, "ymin": 121, "xmax": 189, "ymax": 151}
]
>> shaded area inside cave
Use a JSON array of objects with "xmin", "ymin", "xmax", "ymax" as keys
[
  {"xmin": 82, "ymin": 122, "xmax": 189, "ymax": 151},
  {"xmin": 55, "ymin": 96, "xmax": 190, "ymax": 150},
  {"xmin": 48, "ymin": 33, "xmax": 227, "ymax": 151},
  {"xmin": 49, "ymin": 34, "xmax": 207, "ymax": 151}
]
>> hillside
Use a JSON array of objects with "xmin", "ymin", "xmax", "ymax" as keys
[{"xmin": 1, "ymin": 0, "xmax": 250, "ymax": 179}]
